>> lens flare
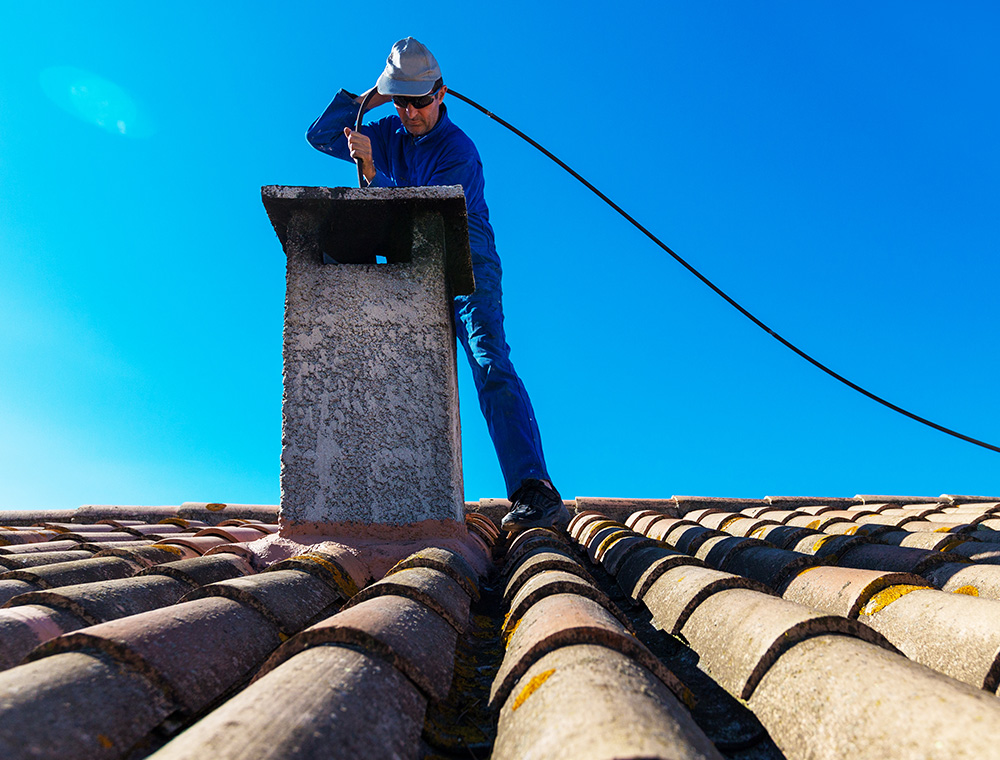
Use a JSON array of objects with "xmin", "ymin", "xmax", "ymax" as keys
[{"xmin": 39, "ymin": 66, "xmax": 154, "ymax": 138}]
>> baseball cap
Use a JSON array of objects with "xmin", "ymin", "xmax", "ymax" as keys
[{"xmin": 376, "ymin": 37, "xmax": 442, "ymax": 97}]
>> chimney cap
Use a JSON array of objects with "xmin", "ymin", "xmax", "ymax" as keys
[{"xmin": 262, "ymin": 185, "xmax": 474, "ymax": 295}]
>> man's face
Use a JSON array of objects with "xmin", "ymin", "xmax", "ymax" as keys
[{"xmin": 395, "ymin": 87, "xmax": 447, "ymax": 136}]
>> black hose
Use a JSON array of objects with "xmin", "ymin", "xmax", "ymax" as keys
[
  {"xmin": 446, "ymin": 88, "xmax": 999, "ymax": 455},
  {"xmin": 354, "ymin": 89, "xmax": 377, "ymax": 188}
]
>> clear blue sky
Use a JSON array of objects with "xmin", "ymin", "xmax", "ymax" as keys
[{"xmin": 1, "ymin": 2, "xmax": 997, "ymax": 509}]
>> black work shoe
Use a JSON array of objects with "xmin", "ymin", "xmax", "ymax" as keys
[{"xmin": 501, "ymin": 479, "xmax": 570, "ymax": 533}]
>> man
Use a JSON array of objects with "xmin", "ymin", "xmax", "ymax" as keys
[{"xmin": 306, "ymin": 37, "xmax": 567, "ymax": 532}]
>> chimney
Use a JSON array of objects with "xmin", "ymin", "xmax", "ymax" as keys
[{"xmin": 261, "ymin": 185, "xmax": 474, "ymax": 536}]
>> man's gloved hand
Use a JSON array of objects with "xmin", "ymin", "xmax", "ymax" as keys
[{"xmin": 343, "ymin": 127, "xmax": 375, "ymax": 184}]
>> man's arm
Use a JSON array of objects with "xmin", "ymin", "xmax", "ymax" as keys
[{"xmin": 305, "ymin": 88, "xmax": 394, "ymax": 185}]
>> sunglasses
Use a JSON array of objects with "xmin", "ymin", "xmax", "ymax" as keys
[{"xmin": 392, "ymin": 90, "xmax": 440, "ymax": 109}]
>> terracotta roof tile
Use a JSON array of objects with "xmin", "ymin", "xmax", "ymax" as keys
[
  {"xmin": 598, "ymin": 533, "xmax": 661, "ymax": 575},
  {"xmin": 503, "ymin": 570, "xmax": 626, "ymax": 641},
  {"xmin": 857, "ymin": 585, "xmax": 1000, "ymax": 689},
  {"xmin": 6, "ymin": 494, "xmax": 1000, "ymax": 757},
  {"xmin": 697, "ymin": 512, "xmax": 744, "ymax": 531},
  {"xmin": 628, "ymin": 512, "xmax": 678, "ymax": 535},
  {"xmin": 138, "ymin": 554, "xmax": 253, "ymax": 587},
  {"xmin": 752, "ymin": 508, "xmax": 806, "ymax": 523},
  {"xmin": 490, "ymin": 592, "xmax": 688, "ymax": 712},
  {"xmin": 790, "ymin": 532, "xmax": 867, "ymax": 559},
  {"xmin": 749, "ymin": 523, "xmax": 818, "ymax": 549},
  {"xmin": 624, "ymin": 509, "xmax": 664, "ymax": 529},
  {"xmin": 56, "ymin": 531, "xmax": 145, "ymax": 544},
  {"xmin": 501, "ymin": 547, "xmax": 590, "ymax": 606},
  {"xmin": 262, "ymin": 594, "xmax": 457, "ymax": 701},
  {"xmin": 683, "ymin": 508, "xmax": 727, "ymax": 523},
  {"xmin": 585, "ymin": 526, "xmax": 632, "ymax": 564},
  {"xmin": 693, "ymin": 535, "xmax": 761, "ymax": 568},
  {"xmin": 680, "ymin": 587, "xmax": 894, "ymax": 699},
  {"xmin": 837, "ymin": 542, "xmax": 962, "ymax": 575},
  {"xmin": 615, "ymin": 544, "xmax": 704, "ymax": 601},
  {"xmin": 29, "ymin": 596, "xmax": 282, "ymax": 715},
  {"xmin": 344, "ymin": 566, "xmax": 470, "ymax": 632},
  {"xmin": 383, "ymin": 545, "xmax": 480, "ymax": 601},
  {"xmin": 0, "ymin": 580, "xmax": 41, "ymax": 606},
  {"xmin": 154, "ymin": 535, "xmax": 235, "ymax": 555},
  {"xmin": 0, "ymin": 651, "xmax": 174, "ymax": 758},
  {"xmin": 0, "ymin": 556, "xmax": 141, "ymax": 589},
  {"xmin": 721, "ymin": 517, "xmax": 780, "ymax": 538},
  {"xmin": 878, "ymin": 530, "xmax": 970, "ymax": 551},
  {"xmin": 574, "ymin": 497, "xmax": 679, "ymax": 523},
  {"xmin": 504, "ymin": 529, "xmax": 570, "ymax": 569},
  {"xmin": 669, "ymin": 524, "xmax": 724, "ymax": 555},
  {"xmin": 642, "ymin": 565, "xmax": 773, "ymax": 634},
  {"xmin": 94, "ymin": 543, "xmax": 195, "ymax": 567},
  {"xmin": 672, "ymin": 496, "xmax": 768, "ymax": 515},
  {"xmin": 923, "ymin": 562, "xmax": 1000, "ymax": 600},
  {"xmin": 0, "ymin": 550, "xmax": 96, "ymax": 570},
  {"xmin": 0, "ymin": 605, "xmax": 88, "ymax": 671},
  {"xmin": 950, "ymin": 542, "xmax": 1000, "ymax": 564},
  {"xmin": 0, "ymin": 531, "xmax": 58, "ymax": 546},
  {"xmin": 794, "ymin": 504, "xmax": 842, "ymax": 515},
  {"xmin": 194, "ymin": 526, "xmax": 275, "ymax": 543},
  {"xmin": 647, "ymin": 517, "xmax": 698, "ymax": 541},
  {"xmin": 781, "ymin": 565, "xmax": 930, "ymax": 618},
  {"xmin": 747, "ymin": 634, "xmax": 1000, "ymax": 760},
  {"xmin": 0, "ymin": 510, "xmax": 77, "ymax": 526},
  {"xmin": 855, "ymin": 494, "xmax": 945, "ymax": 505},
  {"xmin": 0, "ymin": 539, "xmax": 84, "ymax": 555},
  {"xmin": 493, "ymin": 644, "xmax": 723, "ymax": 760},
  {"xmin": 184, "ymin": 568, "xmax": 343, "ymax": 637},
  {"xmin": 147, "ymin": 644, "xmax": 427, "ymax": 760},
  {"xmin": 265, "ymin": 550, "xmax": 365, "ymax": 599},
  {"xmin": 8, "ymin": 575, "xmax": 192, "ymax": 627},
  {"xmin": 764, "ymin": 496, "xmax": 858, "ymax": 508},
  {"xmin": 566, "ymin": 510, "xmax": 606, "ymax": 538},
  {"xmin": 720, "ymin": 544, "xmax": 824, "ymax": 591}
]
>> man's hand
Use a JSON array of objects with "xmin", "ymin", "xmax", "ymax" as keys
[{"xmin": 344, "ymin": 127, "xmax": 375, "ymax": 184}]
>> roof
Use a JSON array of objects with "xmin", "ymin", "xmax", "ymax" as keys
[{"xmin": 1, "ymin": 494, "xmax": 1000, "ymax": 759}]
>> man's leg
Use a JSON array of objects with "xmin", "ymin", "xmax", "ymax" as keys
[{"xmin": 454, "ymin": 266, "xmax": 567, "ymax": 530}]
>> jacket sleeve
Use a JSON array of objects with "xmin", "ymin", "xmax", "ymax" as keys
[{"xmin": 305, "ymin": 90, "xmax": 395, "ymax": 186}]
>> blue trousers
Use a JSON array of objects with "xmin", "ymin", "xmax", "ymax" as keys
[{"xmin": 454, "ymin": 261, "xmax": 550, "ymax": 498}]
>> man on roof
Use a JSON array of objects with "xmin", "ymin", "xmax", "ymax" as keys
[{"xmin": 306, "ymin": 37, "xmax": 567, "ymax": 533}]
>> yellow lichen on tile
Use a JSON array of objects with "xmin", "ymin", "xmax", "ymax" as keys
[
  {"xmin": 301, "ymin": 553, "xmax": 360, "ymax": 598},
  {"xmin": 860, "ymin": 584, "xmax": 927, "ymax": 616},
  {"xmin": 596, "ymin": 530, "xmax": 629, "ymax": 558},
  {"xmin": 502, "ymin": 618, "xmax": 520, "ymax": 649},
  {"xmin": 97, "ymin": 735, "xmax": 114, "ymax": 749},
  {"xmin": 954, "ymin": 585, "xmax": 980, "ymax": 597},
  {"xmin": 206, "ymin": 503, "xmax": 227, "ymax": 511},
  {"xmin": 511, "ymin": 668, "xmax": 555, "ymax": 711},
  {"xmin": 812, "ymin": 535, "xmax": 831, "ymax": 552}
]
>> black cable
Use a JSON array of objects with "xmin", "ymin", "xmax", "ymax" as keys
[
  {"xmin": 354, "ymin": 89, "xmax": 377, "ymax": 188},
  {"xmin": 447, "ymin": 88, "xmax": 1000, "ymax": 455}
]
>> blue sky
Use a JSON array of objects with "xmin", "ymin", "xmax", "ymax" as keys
[{"xmin": 1, "ymin": 2, "xmax": 997, "ymax": 509}]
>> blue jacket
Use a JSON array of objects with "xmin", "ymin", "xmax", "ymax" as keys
[{"xmin": 306, "ymin": 90, "xmax": 501, "ymax": 273}]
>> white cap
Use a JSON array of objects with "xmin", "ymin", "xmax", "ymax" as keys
[{"xmin": 376, "ymin": 37, "xmax": 442, "ymax": 96}]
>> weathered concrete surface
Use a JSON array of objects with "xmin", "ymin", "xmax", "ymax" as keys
[{"xmin": 262, "ymin": 186, "xmax": 474, "ymax": 532}]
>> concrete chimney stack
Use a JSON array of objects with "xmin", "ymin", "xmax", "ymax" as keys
[{"xmin": 261, "ymin": 185, "xmax": 474, "ymax": 536}]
